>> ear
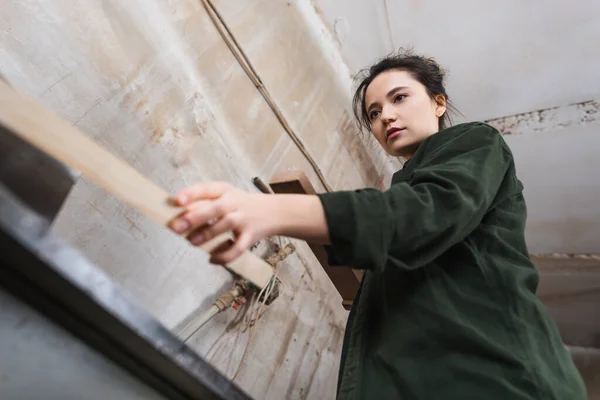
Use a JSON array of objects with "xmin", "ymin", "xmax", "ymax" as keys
[{"xmin": 434, "ymin": 95, "xmax": 447, "ymax": 117}]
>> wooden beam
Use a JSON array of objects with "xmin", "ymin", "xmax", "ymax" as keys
[
  {"xmin": 270, "ymin": 171, "xmax": 362, "ymax": 310},
  {"xmin": 0, "ymin": 80, "xmax": 273, "ymax": 288}
]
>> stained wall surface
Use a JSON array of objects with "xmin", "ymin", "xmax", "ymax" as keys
[{"xmin": 1, "ymin": 1, "xmax": 398, "ymax": 398}]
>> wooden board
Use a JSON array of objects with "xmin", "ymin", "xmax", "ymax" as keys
[
  {"xmin": 269, "ymin": 171, "xmax": 363, "ymax": 309},
  {"xmin": 0, "ymin": 79, "xmax": 273, "ymax": 288}
]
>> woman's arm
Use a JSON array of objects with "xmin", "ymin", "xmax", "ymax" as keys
[
  {"xmin": 169, "ymin": 184, "xmax": 330, "ymax": 264},
  {"xmin": 270, "ymin": 194, "xmax": 331, "ymax": 244},
  {"xmin": 317, "ymin": 124, "xmax": 513, "ymax": 271},
  {"xmin": 171, "ymin": 124, "xmax": 511, "ymax": 270}
]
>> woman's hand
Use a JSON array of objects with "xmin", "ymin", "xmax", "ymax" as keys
[
  {"xmin": 168, "ymin": 181, "xmax": 331, "ymax": 265},
  {"xmin": 169, "ymin": 182, "xmax": 279, "ymax": 264}
]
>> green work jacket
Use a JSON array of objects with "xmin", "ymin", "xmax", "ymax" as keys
[{"xmin": 318, "ymin": 122, "xmax": 587, "ymax": 400}]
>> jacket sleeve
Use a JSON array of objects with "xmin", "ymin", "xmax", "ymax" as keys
[{"xmin": 317, "ymin": 125, "xmax": 512, "ymax": 271}]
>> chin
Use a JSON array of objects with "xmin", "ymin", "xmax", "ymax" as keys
[
  {"xmin": 386, "ymin": 148, "xmax": 407, "ymax": 158},
  {"xmin": 388, "ymin": 141, "xmax": 418, "ymax": 158},
  {"xmin": 387, "ymin": 142, "xmax": 408, "ymax": 155}
]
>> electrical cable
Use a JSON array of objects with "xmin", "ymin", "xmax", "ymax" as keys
[{"xmin": 200, "ymin": 0, "xmax": 333, "ymax": 192}]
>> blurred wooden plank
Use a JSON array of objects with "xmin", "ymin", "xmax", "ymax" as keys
[{"xmin": 0, "ymin": 80, "xmax": 274, "ymax": 288}]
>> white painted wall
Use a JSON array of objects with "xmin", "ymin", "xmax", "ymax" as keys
[{"xmin": 505, "ymin": 124, "xmax": 600, "ymax": 253}]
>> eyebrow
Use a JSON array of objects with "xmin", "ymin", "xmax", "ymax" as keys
[{"xmin": 366, "ymin": 86, "xmax": 409, "ymax": 114}]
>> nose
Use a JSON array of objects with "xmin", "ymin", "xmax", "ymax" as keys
[{"xmin": 380, "ymin": 104, "xmax": 397, "ymax": 125}]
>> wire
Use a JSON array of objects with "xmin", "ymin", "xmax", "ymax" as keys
[
  {"xmin": 242, "ymin": 272, "xmax": 277, "ymax": 331},
  {"xmin": 241, "ymin": 242, "xmax": 292, "ymax": 331},
  {"xmin": 200, "ymin": 0, "xmax": 333, "ymax": 192}
]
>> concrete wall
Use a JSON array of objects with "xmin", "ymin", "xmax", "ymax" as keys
[
  {"xmin": 1, "ymin": 1, "xmax": 397, "ymax": 398},
  {"xmin": 495, "ymin": 112, "xmax": 600, "ymax": 254}
]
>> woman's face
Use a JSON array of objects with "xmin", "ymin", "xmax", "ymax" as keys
[{"xmin": 364, "ymin": 69, "xmax": 446, "ymax": 158}]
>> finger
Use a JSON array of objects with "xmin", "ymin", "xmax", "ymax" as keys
[
  {"xmin": 172, "ymin": 181, "xmax": 231, "ymax": 206},
  {"xmin": 188, "ymin": 212, "xmax": 240, "ymax": 246},
  {"xmin": 182, "ymin": 198, "xmax": 236, "ymax": 232},
  {"xmin": 168, "ymin": 200, "xmax": 212, "ymax": 234},
  {"xmin": 210, "ymin": 231, "xmax": 254, "ymax": 265}
]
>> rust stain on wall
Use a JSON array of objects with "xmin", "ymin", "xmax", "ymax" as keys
[
  {"xmin": 284, "ymin": 325, "xmax": 316, "ymax": 399},
  {"xmin": 485, "ymin": 100, "xmax": 600, "ymax": 135},
  {"xmin": 86, "ymin": 201, "xmax": 103, "ymax": 214},
  {"xmin": 263, "ymin": 315, "xmax": 300, "ymax": 389}
]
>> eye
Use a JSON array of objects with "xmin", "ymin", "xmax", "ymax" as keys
[
  {"xmin": 369, "ymin": 110, "xmax": 381, "ymax": 120},
  {"xmin": 394, "ymin": 94, "xmax": 406, "ymax": 102}
]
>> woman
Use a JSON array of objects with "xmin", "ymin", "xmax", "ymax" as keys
[{"xmin": 169, "ymin": 51, "xmax": 587, "ymax": 399}]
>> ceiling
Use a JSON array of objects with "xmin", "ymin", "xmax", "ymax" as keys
[{"xmin": 314, "ymin": 0, "xmax": 600, "ymax": 255}]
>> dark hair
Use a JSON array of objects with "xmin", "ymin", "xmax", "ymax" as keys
[{"xmin": 352, "ymin": 49, "xmax": 455, "ymax": 132}]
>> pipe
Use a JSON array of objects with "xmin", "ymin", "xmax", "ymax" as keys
[
  {"xmin": 566, "ymin": 345, "xmax": 600, "ymax": 361},
  {"xmin": 179, "ymin": 281, "xmax": 249, "ymax": 341},
  {"xmin": 190, "ymin": 305, "xmax": 219, "ymax": 334},
  {"xmin": 179, "ymin": 243, "xmax": 296, "ymax": 340},
  {"xmin": 265, "ymin": 243, "xmax": 295, "ymax": 267}
]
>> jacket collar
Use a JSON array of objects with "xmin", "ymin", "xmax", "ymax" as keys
[{"xmin": 390, "ymin": 122, "xmax": 477, "ymax": 185}]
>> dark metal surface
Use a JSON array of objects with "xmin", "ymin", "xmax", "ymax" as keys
[
  {"xmin": 0, "ymin": 183, "xmax": 253, "ymax": 400},
  {"xmin": 0, "ymin": 124, "xmax": 75, "ymax": 223}
]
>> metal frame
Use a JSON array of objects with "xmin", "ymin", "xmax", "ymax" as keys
[{"xmin": 0, "ymin": 183, "xmax": 252, "ymax": 400}]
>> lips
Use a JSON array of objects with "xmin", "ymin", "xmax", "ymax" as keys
[{"xmin": 386, "ymin": 127, "xmax": 405, "ymax": 140}]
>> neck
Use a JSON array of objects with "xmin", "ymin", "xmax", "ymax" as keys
[{"xmin": 399, "ymin": 143, "xmax": 420, "ymax": 160}]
